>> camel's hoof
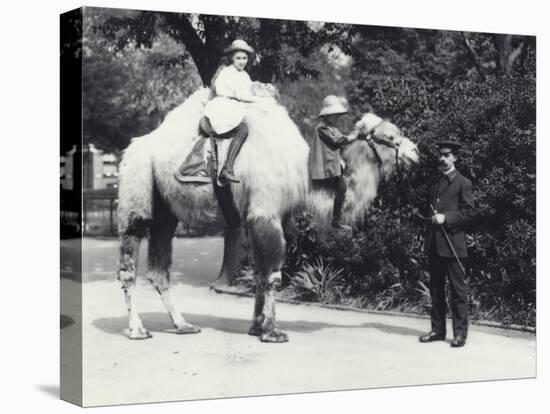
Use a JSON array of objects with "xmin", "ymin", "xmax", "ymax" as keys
[
  {"xmin": 248, "ymin": 325, "xmax": 262, "ymax": 336},
  {"xmin": 126, "ymin": 327, "xmax": 153, "ymax": 340},
  {"xmin": 176, "ymin": 324, "xmax": 201, "ymax": 335},
  {"xmin": 260, "ymin": 329, "xmax": 289, "ymax": 343}
]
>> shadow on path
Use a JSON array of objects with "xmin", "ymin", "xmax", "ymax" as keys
[{"xmin": 93, "ymin": 312, "xmax": 425, "ymax": 338}]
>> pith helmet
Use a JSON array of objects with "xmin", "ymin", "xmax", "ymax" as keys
[
  {"xmin": 318, "ymin": 95, "xmax": 348, "ymax": 117},
  {"xmin": 223, "ymin": 39, "xmax": 255, "ymax": 56}
]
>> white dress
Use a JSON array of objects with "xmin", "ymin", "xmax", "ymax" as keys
[{"xmin": 204, "ymin": 65, "xmax": 253, "ymax": 135}]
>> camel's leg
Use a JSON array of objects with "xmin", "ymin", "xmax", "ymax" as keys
[
  {"xmin": 117, "ymin": 217, "xmax": 151, "ymax": 340},
  {"xmin": 248, "ymin": 216, "xmax": 288, "ymax": 343},
  {"xmin": 249, "ymin": 273, "xmax": 265, "ymax": 336},
  {"xmin": 146, "ymin": 190, "xmax": 200, "ymax": 335}
]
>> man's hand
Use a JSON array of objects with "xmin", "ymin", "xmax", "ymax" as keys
[{"xmin": 431, "ymin": 213, "xmax": 446, "ymax": 225}]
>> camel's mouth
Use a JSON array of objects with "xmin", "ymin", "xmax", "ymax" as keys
[
  {"xmin": 403, "ymin": 152, "xmax": 420, "ymax": 166},
  {"xmin": 398, "ymin": 141, "xmax": 420, "ymax": 167}
]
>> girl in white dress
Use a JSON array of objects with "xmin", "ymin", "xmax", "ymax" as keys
[{"xmin": 201, "ymin": 39, "xmax": 270, "ymax": 183}]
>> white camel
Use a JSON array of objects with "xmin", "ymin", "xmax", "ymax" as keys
[{"xmin": 116, "ymin": 85, "xmax": 419, "ymax": 342}]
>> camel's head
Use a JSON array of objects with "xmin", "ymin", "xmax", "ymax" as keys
[
  {"xmin": 336, "ymin": 113, "xmax": 421, "ymax": 224},
  {"xmin": 347, "ymin": 113, "xmax": 420, "ymax": 171}
]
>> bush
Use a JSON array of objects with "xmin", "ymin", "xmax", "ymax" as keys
[
  {"xmin": 236, "ymin": 31, "xmax": 536, "ymax": 327},
  {"xmin": 283, "ymin": 62, "xmax": 536, "ymax": 327},
  {"xmin": 284, "ymin": 207, "xmax": 430, "ymax": 310},
  {"xmin": 290, "ymin": 257, "xmax": 347, "ymax": 303}
]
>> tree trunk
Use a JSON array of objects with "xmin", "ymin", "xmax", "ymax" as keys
[
  {"xmin": 493, "ymin": 34, "xmax": 524, "ymax": 76},
  {"xmin": 163, "ymin": 13, "xmax": 221, "ymax": 86},
  {"xmin": 210, "ymin": 183, "xmax": 247, "ymax": 286},
  {"xmin": 461, "ymin": 32, "xmax": 486, "ymax": 81},
  {"xmin": 215, "ymin": 227, "xmax": 247, "ymax": 286},
  {"xmin": 251, "ymin": 19, "xmax": 281, "ymax": 83}
]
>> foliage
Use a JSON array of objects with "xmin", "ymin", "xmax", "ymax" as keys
[
  {"xmin": 284, "ymin": 28, "xmax": 536, "ymax": 326},
  {"xmin": 290, "ymin": 257, "xmax": 347, "ymax": 303},
  {"xmin": 234, "ymin": 266, "xmax": 257, "ymax": 292},
  {"xmin": 283, "ymin": 211, "xmax": 321, "ymax": 278},
  {"xmin": 81, "ymin": 8, "xmax": 202, "ymax": 154},
  {"xmin": 277, "ymin": 49, "xmax": 352, "ymax": 144},
  {"xmin": 285, "ymin": 208, "xmax": 429, "ymax": 308},
  {"xmin": 98, "ymin": 9, "xmax": 355, "ymax": 85},
  {"xmin": 82, "ymin": 8, "xmax": 355, "ymax": 153}
]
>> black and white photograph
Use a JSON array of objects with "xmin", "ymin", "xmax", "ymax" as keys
[
  {"xmin": 3, "ymin": 0, "xmax": 546, "ymax": 412},
  {"xmin": 58, "ymin": 3, "xmax": 539, "ymax": 407}
]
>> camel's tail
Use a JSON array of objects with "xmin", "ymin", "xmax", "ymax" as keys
[{"xmin": 117, "ymin": 135, "xmax": 155, "ymax": 235}]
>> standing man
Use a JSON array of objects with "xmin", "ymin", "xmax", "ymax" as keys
[
  {"xmin": 407, "ymin": 140, "xmax": 476, "ymax": 347},
  {"xmin": 309, "ymin": 95, "xmax": 356, "ymax": 230}
]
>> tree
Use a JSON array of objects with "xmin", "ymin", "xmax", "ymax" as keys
[
  {"xmin": 98, "ymin": 9, "xmax": 355, "ymax": 86},
  {"xmin": 82, "ymin": 8, "xmax": 202, "ymax": 154},
  {"xmin": 340, "ymin": 25, "xmax": 536, "ymax": 325},
  {"xmin": 83, "ymin": 8, "xmax": 357, "ymax": 153},
  {"xmin": 493, "ymin": 34, "xmax": 526, "ymax": 76}
]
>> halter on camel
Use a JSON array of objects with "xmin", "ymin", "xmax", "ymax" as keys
[{"xmin": 362, "ymin": 120, "xmax": 400, "ymax": 168}]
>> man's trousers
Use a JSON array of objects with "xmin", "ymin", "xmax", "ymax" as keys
[{"xmin": 428, "ymin": 253, "xmax": 468, "ymax": 338}]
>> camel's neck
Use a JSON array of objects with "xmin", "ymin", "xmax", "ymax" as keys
[
  {"xmin": 343, "ymin": 160, "xmax": 383, "ymax": 223},
  {"xmin": 305, "ymin": 159, "xmax": 386, "ymax": 225}
]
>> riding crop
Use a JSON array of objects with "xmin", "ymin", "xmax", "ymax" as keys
[{"xmin": 430, "ymin": 204, "xmax": 466, "ymax": 275}]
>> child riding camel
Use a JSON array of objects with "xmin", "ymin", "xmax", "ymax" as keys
[
  {"xmin": 191, "ymin": 39, "xmax": 270, "ymax": 184},
  {"xmin": 309, "ymin": 95, "xmax": 357, "ymax": 230}
]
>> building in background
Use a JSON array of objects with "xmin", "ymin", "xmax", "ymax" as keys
[{"xmin": 61, "ymin": 144, "xmax": 119, "ymax": 190}]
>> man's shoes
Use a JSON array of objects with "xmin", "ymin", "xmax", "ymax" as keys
[
  {"xmin": 419, "ymin": 331, "xmax": 446, "ymax": 343},
  {"xmin": 450, "ymin": 334, "xmax": 466, "ymax": 348}
]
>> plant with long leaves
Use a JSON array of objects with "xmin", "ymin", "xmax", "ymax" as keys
[{"xmin": 290, "ymin": 257, "xmax": 346, "ymax": 303}]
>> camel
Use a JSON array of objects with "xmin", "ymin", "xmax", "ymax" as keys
[{"xmin": 116, "ymin": 85, "xmax": 419, "ymax": 343}]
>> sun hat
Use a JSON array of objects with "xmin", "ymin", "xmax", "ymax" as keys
[
  {"xmin": 223, "ymin": 39, "xmax": 255, "ymax": 56},
  {"xmin": 318, "ymin": 95, "xmax": 348, "ymax": 117}
]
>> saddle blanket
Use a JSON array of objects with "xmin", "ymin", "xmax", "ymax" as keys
[{"xmin": 175, "ymin": 135, "xmax": 232, "ymax": 184}]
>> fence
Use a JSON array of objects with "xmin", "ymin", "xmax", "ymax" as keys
[
  {"xmin": 81, "ymin": 188, "xmax": 224, "ymax": 237},
  {"xmin": 83, "ymin": 188, "xmax": 118, "ymax": 236}
]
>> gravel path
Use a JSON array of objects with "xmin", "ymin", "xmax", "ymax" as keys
[{"xmin": 61, "ymin": 238, "xmax": 536, "ymax": 407}]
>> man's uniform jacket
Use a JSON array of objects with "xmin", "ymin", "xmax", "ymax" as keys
[
  {"xmin": 409, "ymin": 169, "xmax": 476, "ymax": 258},
  {"xmin": 309, "ymin": 121, "xmax": 347, "ymax": 180}
]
